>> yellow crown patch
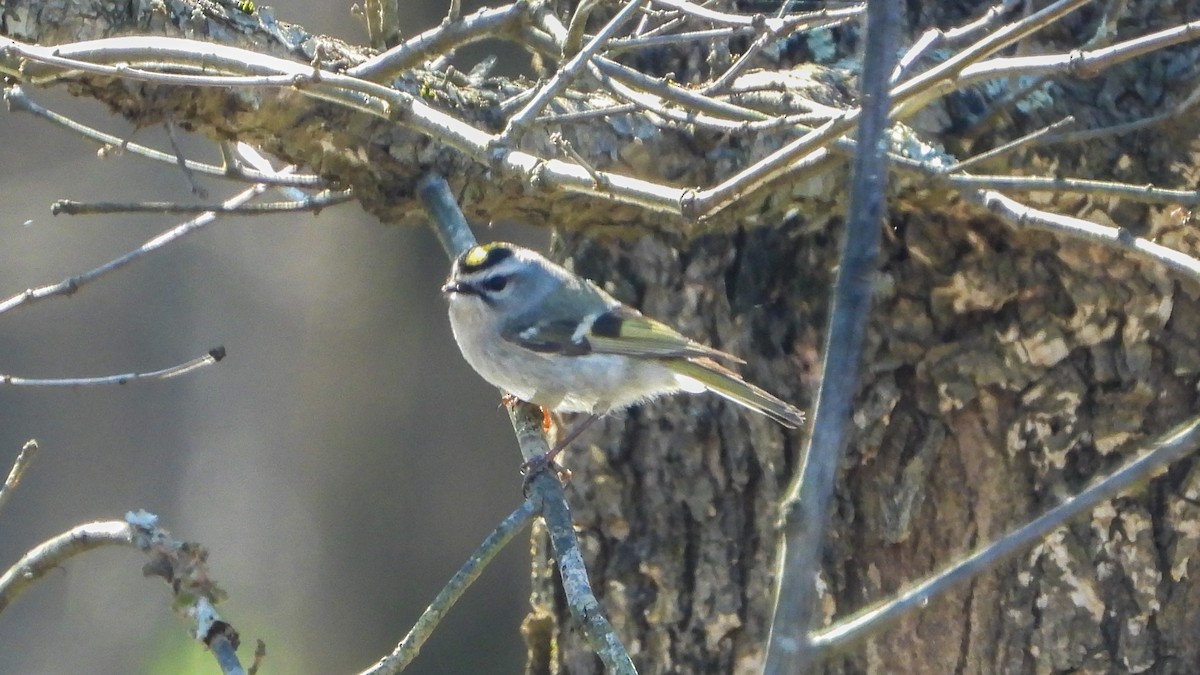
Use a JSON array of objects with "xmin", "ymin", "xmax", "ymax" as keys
[
  {"xmin": 463, "ymin": 245, "xmax": 491, "ymax": 268},
  {"xmin": 460, "ymin": 242, "xmax": 514, "ymax": 271}
]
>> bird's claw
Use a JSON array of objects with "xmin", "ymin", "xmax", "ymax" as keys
[{"xmin": 521, "ymin": 454, "xmax": 572, "ymax": 492}]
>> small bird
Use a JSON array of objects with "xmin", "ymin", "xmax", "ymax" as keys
[{"xmin": 441, "ymin": 242, "xmax": 804, "ymax": 449}]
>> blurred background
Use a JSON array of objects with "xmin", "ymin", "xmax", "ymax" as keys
[{"xmin": 0, "ymin": 1, "xmax": 547, "ymax": 672}]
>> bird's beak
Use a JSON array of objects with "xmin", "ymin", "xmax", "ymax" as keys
[{"xmin": 441, "ymin": 280, "xmax": 476, "ymax": 296}]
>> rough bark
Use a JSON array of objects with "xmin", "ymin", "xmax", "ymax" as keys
[{"xmin": 522, "ymin": 3, "xmax": 1200, "ymax": 674}]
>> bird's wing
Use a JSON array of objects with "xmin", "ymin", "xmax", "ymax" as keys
[{"xmin": 502, "ymin": 305, "xmax": 744, "ymax": 363}]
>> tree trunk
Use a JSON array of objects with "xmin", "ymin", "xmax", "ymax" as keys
[{"xmin": 521, "ymin": 3, "xmax": 1200, "ymax": 674}]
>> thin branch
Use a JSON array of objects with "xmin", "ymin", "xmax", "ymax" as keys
[
  {"xmin": 889, "ymin": 0, "xmax": 1093, "ymax": 118},
  {"xmin": 650, "ymin": 0, "xmax": 857, "ymax": 30},
  {"xmin": 563, "ymin": 0, "xmax": 605, "ymax": 58},
  {"xmin": 417, "ymin": 174, "xmax": 480, "ymax": 257},
  {"xmin": 690, "ymin": 0, "xmax": 1092, "ymax": 217},
  {"xmin": 502, "ymin": 0, "xmax": 648, "ymax": 141},
  {"xmin": 946, "ymin": 116, "xmax": 1075, "ymax": 172},
  {"xmin": 51, "ymin": 190, "xmax": 352, "ymax": 215},
  {"xmin": 0, "ymin": 521, "xmax": 134, "ymax": 612},
  {"xmin": 1038, "ymin": 84, "xmax": 1200, "ymax": 145},
  {"xmin": 592, "ymin": 57, "xmax": 771, "ymax": 121},
  {"xmin": 765, "ymin": 0, "xmax": 897, "ymax": 670},
  {"xmin": 359, "ymin": 499, "xmax": 537, "ymax": 675},
  {"xmin": 535, "ymin": 102, "xmax": 638, "ymax": 124},
  {"xmin": 943, "ymin": 173, "xmax": 1200, "ymax": 206},
  {"xmin": 0, "ymin": 347, "xmax": 226, "ymax": 386},
  {"xmin": 3, "ymin": 86, "xmax": 325, "ymax": 187},
  {"xmin": 520, "ymin": 15, "xmax": 775, "ymax": 125},
  {"xmin": 507, "ymin": 404, "xmax": 636, "ymax": 674},
  {"xmin": 967, "ymin": 189, "xmax": 1200, "ymax": 284},
  {"xmin": 812, "ymin": 413, "xmax": 1200, "ymax": 655},
  {"xmin": 891, "ymin": 0, "xmax": 1021, "ymax": 82},
  {"xmin": 1, "ymin": 511, "xmax": 245, "ymax": 675},
  {"xmin": 611, "ymin": 4, "xmax": 862, "ymax": 56},
  {"xmin": 701, "ymin": 17, "xmax": 779, "ymax": 95},
  {"xmin": 610, "ymin": 25, "xmax": 767, "ymax": 52},
  {"xmin": 163, "ymin": 119, "xmax": 207, "ymax": 197},
  {"xmin": 0, "ymin": 184, "xmax": 269, "ymax": 315},
  {"xmin": 131, "ymin": 510, "xmax": 247, "ymax": 675},
  {"xmin": 348, "ymin": 2, "xmax": 531, "ymax": 81},
  {"xmin": 2, "ymin": 35, "xmax": 686, "ymax": 214},
  {"xmin": 0, "ymin": 440, "xmax": 40, "ymax": 516},
  {"xmin": 955, "ymin": 18, "xmax": 1200, "ymax": 85}
]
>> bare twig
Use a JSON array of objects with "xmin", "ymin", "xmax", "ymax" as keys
[
  {"xmin": 812, "ymin": 414, "xmax": 1200, "ymax": 655},
  {"xmin": 163, "ymin": 119, "xmax": 207, "ymax": 197},
  {"xmin": 0, "ymin": 184, "xmax": 268, "ymax": 315},
  {"xmin": 891, "ymin": 0, "xmax": 1021, "ymax": 82},
  {"xmin": 360, "ymin": 499, "xmax": 537, "ymax": 674},
  {"xmin": 967, "ymin": 189, "xmax": 1200, "ymax": 283},
  {"xmin": 508, "ymin": 404, "xmax": 636, "ymax": 674},
  {"xmin": 349, "ymin": 3, "xmax": 531, "ymax": 80},
  {"xmin": 0, "ymin": 521, "xmax": 135, "ymax": 612},
  {"xmin": 765, "ymin": 0, "xmax": 897, "ymax": 671},
  {"xmin": 3, "ymin": 86, "xmax": 324, "ymax": 187},
  {"xmin": 0, "ymin": 512, "xmax": 246, "ymax": 674},
  {"xmin": 445, "ymin": 0, "xmax": 461, "ymax": 24},
  {"xmin": 955, "ymin": 18, "xmax": 1200, "ymax": 85},
  {"xmin": 1038, "ymin": 84, "xmax": 1200, "ymax": 145},
  {"xmin": 51, "ymin": 190, "xmax": 352, "ymax": 215},
  {"xmin": 947, "ymin": 116, "xmax": 1075, "ymax": 172},
  {"xmin": 0, "ymin": 347, "xmax": 226, "ymax": 386},
  {"xmin": 563, "ymin": 0, "xmax": 604, "ymax": 58},
  {"xmin": 502, "ymin": 0, "xmax": 648, "ymax": 141},
  {"xmin": 4, "ymin": 35, "xmax": 686, "ymax": 213},
  {"xmin": 943, "ymin": 173, "xmax": 1200, "ymax": 206},
  {"xmin": 890, "ymin": 0, "xmax": 1093, "ymax": 117},
  {"xmin": 0, "ymin": 440, "xmax": 40, "ymax": 516}
]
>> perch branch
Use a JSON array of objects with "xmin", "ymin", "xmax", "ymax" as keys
[{"xmin": 417, "ymin": 173, "xmax": 636, "ymax": 674}]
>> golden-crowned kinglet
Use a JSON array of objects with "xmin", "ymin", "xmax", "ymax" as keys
[{"xmin": 441, "ymin": 242, "xmax": 804, "ymax": 429}]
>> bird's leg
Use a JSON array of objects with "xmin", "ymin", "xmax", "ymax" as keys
[{"xmin": 521, "ymin": 413, "xmax": 599, "ymax": 480}]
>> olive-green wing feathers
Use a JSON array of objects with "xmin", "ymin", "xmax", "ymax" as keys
[
  {"xmin": 665, "ymin": 358, "xmax": 805, "ymax": 429},
  {"xmin": 502, "ymin": 305, "xmax": 744, "ymax": 363}
]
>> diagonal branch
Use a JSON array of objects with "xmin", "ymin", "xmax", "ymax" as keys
[
  {"xmin": 813, "ymin": 414, "xmax": 1200, "ymax": 654},
  {"xmin": 417, "ymin": 173, "xmax": 636, "ymax": 674}
]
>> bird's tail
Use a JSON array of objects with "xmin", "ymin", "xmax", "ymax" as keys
[{"xmin": 667, "ymin": 358, "xmax": 804, "ymax": 429}]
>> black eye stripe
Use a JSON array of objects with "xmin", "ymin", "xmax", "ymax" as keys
[{"xmin": 480, "ymin": 275, "xmax": 509, "ymax": 292}]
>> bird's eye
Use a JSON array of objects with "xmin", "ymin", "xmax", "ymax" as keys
[{"xmin": 480, "ymin": 275, "xmax": 508, "ymax": 292}]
